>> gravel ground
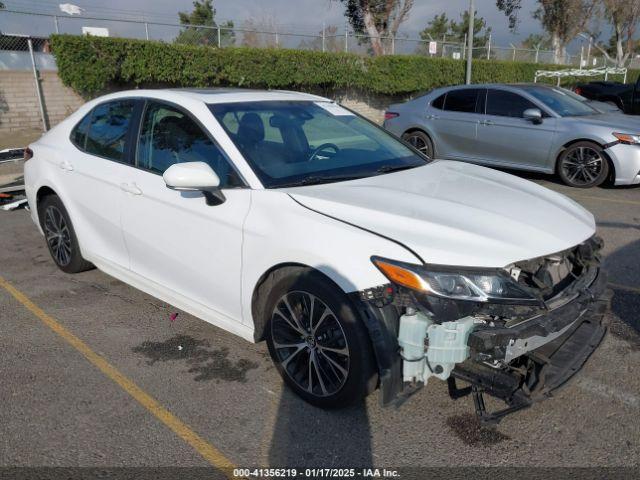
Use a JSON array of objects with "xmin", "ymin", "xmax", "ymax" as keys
[{"xmin": 0, "ymin": 153, "xmax": 638, "ymax": 475}]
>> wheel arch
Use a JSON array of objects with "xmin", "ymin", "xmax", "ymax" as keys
[
  {"xmin": 554, "ymin": 138, "xmax": 615, "ymax": 180},
  {"xmin": 251, "ymin": 262, "xmax": 350, "ymax": 342},
  {"xmin": 34, "ymin": 185, "xmax": 59, "ymax": 226},
  {"xmin": 401, "ymin": 127, "xmax": 435, "ymax": 156}
]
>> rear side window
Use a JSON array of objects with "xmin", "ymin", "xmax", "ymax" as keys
[
  {"xmin": 486, "ymin": 90, "xmax": 538, "ymax": 118},
  {"xmin": 71, "ymin": 112, "xmax": 92, "ymax": 149},
  {"xmin": 443, "ymin": 89, "xmax": 481, "ymax": 113},
  {"xmin": 85, "ymin": 100, "xmax": 136, "ymax": 162},
  {"xmin": 431, "ymin": 94, "xmax": 446, "ymax": 110}
]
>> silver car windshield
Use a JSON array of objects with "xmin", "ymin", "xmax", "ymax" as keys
[{"xmin": 522, "ymin": 86, "xmax": 598, "ymax": 117}]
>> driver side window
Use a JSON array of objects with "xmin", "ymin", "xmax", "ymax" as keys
[{"xmin": 137, "ymin": 102, "xmax": 242, "ymax": 188}]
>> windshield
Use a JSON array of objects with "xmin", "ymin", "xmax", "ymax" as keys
[
  {"xmin": 209, "ymin": 101, "xmax": 428, "ymax": 188},
  {"xmin": 522, "ymin": 86, "xmax": 598, "ymax": 117}
]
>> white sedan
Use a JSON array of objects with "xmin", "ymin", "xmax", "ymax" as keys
[{"xmin": 24, "ymin": 89, "xmax": 608, "ymax": 421}]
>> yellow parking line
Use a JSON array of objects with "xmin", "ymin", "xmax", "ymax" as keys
[
  {"xmin": 0, "ymin": 275, "xmax": 237, "ymax": 478},
  {"xmin": 609, "ymin": 282, "xmax": 640, "ymax": 294},
  {"xmin": 569, "ymin": 194, "xmax": 640, "ymax": 207}
]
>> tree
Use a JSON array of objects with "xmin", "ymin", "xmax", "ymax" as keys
[
  {"xmin": 520, "ymin": 33, "xmax": 552, "ymax": 50},
  {"xmin": 497, "ymin": 0, "xmax": 597, "ymax": 64},
  {"xmin": 337, "ymin": 0, "xmax": 414, "ymax": 56},
  {"xmin": 175, "ymin": 0, "xmax": 235, "ymax": 47},
  {"xmin": 600, "ymin": 0, "xmax": 640, "ymax": 66},
  {"xmin": 419, "ymin": 13, "xmax": 449, "ymax": 41},
  {"xmin": 418, "ymin": 10, "xmax": 491, "ymax": 55}
]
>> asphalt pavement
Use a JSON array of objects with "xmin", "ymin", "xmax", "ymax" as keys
[{"xmin": 0, "ymin": 170, "xmax": 639, "ymax": 477}]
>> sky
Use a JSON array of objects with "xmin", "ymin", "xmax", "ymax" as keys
[{"xmin": 0, "ymin": 0, "xmax": 606, "ymax": 52}]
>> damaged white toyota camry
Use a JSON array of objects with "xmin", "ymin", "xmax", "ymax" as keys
[{"xmin": 24, "ymin": 89, "xmax": 609, "ymax": 423}]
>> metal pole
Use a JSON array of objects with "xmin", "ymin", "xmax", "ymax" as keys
[
  {"xmin": 322, "ymin": 22, "xmax": 325, "ymax": 52},
  {"xmin": 486, "ymin": 32, "xmax": 491, "ymax": 59},
  {"xmin": 344, "ymin": 22, "xmax": 348, "ymax": 52},
  {"xmin": 275, "ymin": 26, "xmax": 279, "ymax": 47},
  {"xmin": 144, "ymin": 22, "xmax": 149, "ymax": 40},
  {"xmin": 441, "ymin": 34, "xmax": 446, "ymax": 58},
  {"xmin": 586, "ymin": 36, "xmax": 592, "ymax": 67},
  {"xmin": 54, "ymin": 15, "xmax": 59, "ymax": 34},
  {"xmin": 391, "ymin": 34, "xmax": 395, "ymax": 55},
  {"xmin": 28, "ymin": 38, "xmax": 48, "ymax": 132},
  {"xmin": 217, "ymin": 26, "xmax": 221, "ymax": 47},
  {"xmin": 462, "ymin": 33, "xmax": 466, "ymax": 60},
  {"xmin": 465, "ymin": 0, "xmax": 474, "ymax": 84},
  {"xmin": 535, "ymin": 45, "xmax": 539, "ymax": 63},
  {"xmin": 579, "ymin": 44, "xmax": 584, "ymax": 69}
]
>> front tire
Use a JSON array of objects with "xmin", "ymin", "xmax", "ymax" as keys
[
  {"xmin": 557, "ymin": 141, "xmax": 609, "ymax": 188},
  {"xmin": 38, "ymin": 195, "xmax": 93, "ymax": 273},
  {"xmin": 265, "ymin": 269, "xmax": 377, "ymax": 408}
]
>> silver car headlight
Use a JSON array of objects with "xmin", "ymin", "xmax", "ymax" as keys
[
  {"xmin": 613, "ymin": 132, "xmax": 640, "ymax": 145},
  {"xmin": 371, "ymin": 256, "xmax": 537, "ymax": 304}
]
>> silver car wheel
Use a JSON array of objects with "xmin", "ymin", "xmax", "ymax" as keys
[
  {"xmin": 561, "ymin": 146, "xmax": 604, "ymax": 186},
  {"xmin": 43, "ymin": 205, "xmax": 73, "ymax": 267},
  {"xmin": 404, "ymin": 133, "xmax": 432, "ymax": 158},
  {"xmin": 270, "ymin": 291, "xmax": 350, "ymax": 397}
]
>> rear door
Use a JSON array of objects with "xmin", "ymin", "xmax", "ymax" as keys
[
  {"xmin": 429, "ymin": 88, "xmax": 485, "ymax": 161},
  {"xmin": 65, "ymin": 99, "xmax": 140, "ymax": 269},
  {"xmin": 476, "ymin": 89, "xmax": 556, "ymax": 170},
  {"xmin": 120, "ymin": 100, "xmax": 250, "ymax": 324}
]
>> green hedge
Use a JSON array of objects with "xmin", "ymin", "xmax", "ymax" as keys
[{"xmin": 50, "ymin": 34, "xmax": 638, "ymax": 97}]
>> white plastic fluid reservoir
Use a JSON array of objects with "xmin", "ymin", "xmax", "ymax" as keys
[
  {"xmin": 398, "ymin": 309, "xmax": 432, "ymax": 383},
  {"xmin": 426, "ymin": 317, "xmax": 476, "ymax": 380}
]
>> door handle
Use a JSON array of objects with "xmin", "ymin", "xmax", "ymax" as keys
[
  {"xmin": 59, "ymin": 160, "xmax": 73, "ymax": 171},
  {"xmin": 426, "ymin": 114, "xmax": 439, "ymax": 120},
  {"xmin": 481, "ymin": 120, "xmax": 494, "ymax": 126},
  {"xmin": 120, "ymin": 183, "xmax": 143, "ymax": 195}
]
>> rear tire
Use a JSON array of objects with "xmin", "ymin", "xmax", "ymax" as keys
[
  {"xmin": 38, "ymin": 195, "xmax": 93, "ymax": 273},
  {"xmin": 557, "ymin": 141, "xmax": 609, "ymax": 188},
  {"xmin": 264, "ymin": 269, "xmax": 377, "ymax": 408},
  {"xmin": 402, "ymin": 130, "xmax": 434, "ymax": 159}
]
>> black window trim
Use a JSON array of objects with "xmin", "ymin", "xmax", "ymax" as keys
[
  {"xmin": 133, "ymin": 98, "xmax": 249, "ymax": 189},
  {"xmin": 68, "ymin": 97, "xmax": 142, "ymax": 166}
]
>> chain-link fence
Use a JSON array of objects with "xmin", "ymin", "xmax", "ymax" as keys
[{"xmin": 0, "ymin": 8, "xmax": 611, "ymax": 67}]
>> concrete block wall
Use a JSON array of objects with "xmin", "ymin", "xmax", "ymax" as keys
[
  {"xmin": 0, "ymin": 71, "xmax": 410, "ymax": 135},
  {"xmin": 0, "ymin": 70, "xmax": 84, "ymax": 133}
]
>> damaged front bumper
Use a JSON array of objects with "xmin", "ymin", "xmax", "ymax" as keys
[
  {"xmin": 452, "ymin": 266, "xmax": 610, "ymax": 422},
  {"xmin": 353, "ymin": 251, "xmax": 610, "ymax": 423}
]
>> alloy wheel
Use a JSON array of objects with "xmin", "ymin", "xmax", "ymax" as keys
[
  {"xmin": 43, "ymin": 205, "xmax": 72, "ymax": 266},
  {"xmin": 405, "ymin": 134, "xmax": 432, "ymax": 158},
  {"xmin": 561, "ymin": 146, "xmax": 604, "ymax": 186},
  {"xmin": 270, "ymin": 291, "xmax": 350, "ymax": 397}
]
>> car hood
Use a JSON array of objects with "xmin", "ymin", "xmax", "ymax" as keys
[
  {"xmin": 572, "ymin": 113, "xmax": 640, "ymax": 129},
  {"xmin": 286, "ymin": 161, "xmax": 595, "ymax": 268}
]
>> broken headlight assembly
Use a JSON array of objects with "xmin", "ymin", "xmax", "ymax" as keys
[{"xmin": 371, "ymin": 256, "xmax": 538, "ymax": 304}]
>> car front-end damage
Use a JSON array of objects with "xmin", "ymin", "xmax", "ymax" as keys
[{"xmin": 351, "ymin": 235, "xmax": 610, "ymax": 423}]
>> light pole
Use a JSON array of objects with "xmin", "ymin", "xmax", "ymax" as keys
[{"xmin": 465, "ymin": 0, "xmax": 474, "ymax": 84}]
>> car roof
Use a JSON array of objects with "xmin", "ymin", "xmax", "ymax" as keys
[{"xmin": 94, "ymin": 87, "xmax": 331, "ymax": 105}]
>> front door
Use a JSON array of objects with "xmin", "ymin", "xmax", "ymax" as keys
[
  {"xmin": 476, "ymin": 89, "xmax": 556, "ymax": 170},
  {"xmin": 120, "ymin": 100, "xmax": 250, "ymax": 324}
]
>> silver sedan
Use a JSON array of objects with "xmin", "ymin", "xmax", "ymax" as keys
[{"xmin": 383, "ymin": 83, "xmax": 640, "ymax": 187}]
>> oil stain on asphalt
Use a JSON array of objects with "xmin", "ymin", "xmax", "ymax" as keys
[
  {"xmin": 133, "ymin": 335, "xmax": 258, "ymax": 383},
  {"xmin": 446, "ymin": 413, "xmax": 510, "ymax": 447}
]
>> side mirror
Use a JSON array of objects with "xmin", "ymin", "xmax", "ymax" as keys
[
  {"xmin": 523, "ymin": 108, "xmax": 543, "ymax": 124},
  {"xmin": 163, "ymin": 161, "xmax": 225, "ymax": 206}
]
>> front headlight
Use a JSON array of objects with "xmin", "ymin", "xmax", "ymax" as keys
[
  {"xmin": 371, "ymin": 256, "xmax": 537, "ymax": 303},
  {"xmin": 613, "ymin": 132, "xmax": 640, "ymax": 145}
]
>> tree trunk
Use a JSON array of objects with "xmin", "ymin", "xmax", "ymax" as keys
[
  {"xmin": 615, "ymin": 24, "xmax": 624, "ymax": 67},
  {"xmin": 551, "ymin": 31, "xmax": 563, "ymax": 64},
  {"xmin": 362, "ymin": 8, "xmax": 384, "ymax": 56}
]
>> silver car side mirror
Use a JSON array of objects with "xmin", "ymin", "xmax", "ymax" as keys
[
  {"xmin": 523, "ymin": 108, "xmax": 543, "ymax": 124},
  {"xmin": 163, "ymin": 161, "xmax": 225, "ymax": 206}
]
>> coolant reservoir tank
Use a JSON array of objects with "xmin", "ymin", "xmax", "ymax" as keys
[
  {"xmin": 426, "ymin": 317, "xmax": 476, "ymax": 380},
  {"xmin": 398, "ymin": 309, "xmax": 432, "ymax": 383}
]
